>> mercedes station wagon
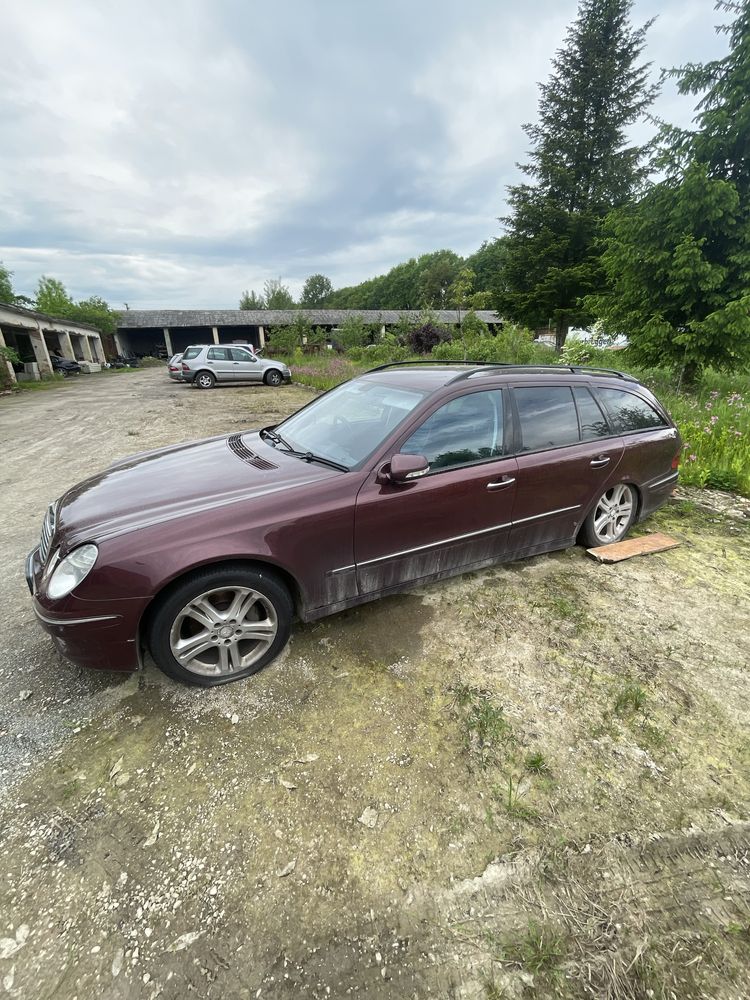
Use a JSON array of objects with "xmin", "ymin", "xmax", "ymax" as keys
[{"xmin": 26, "ymin": 363, "xmax": 681, "ymax": 686}]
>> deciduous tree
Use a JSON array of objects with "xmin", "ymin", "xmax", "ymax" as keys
[
  {"xmin": 239, "ymin": 289, "xmax": 265, "ymax": 310},
  {"xmin": 0, "ymin": 262, "xmax": 16, "ymax": 304},
  {"xmin": 300, "ymin": 274, "xmax": 333, "ymax": 308},
  {"xmin": 263, "ymin": 279, "xmax": 295, "ymax": 310},
  {"xmin": 35, "ymin": 276, "xmax": 74, "ymax": 316}
]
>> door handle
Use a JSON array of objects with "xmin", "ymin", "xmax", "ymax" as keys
[
  {"xmin": 486, "ymin": 476, "xmax": 516, "ymax": 491},
  {"xmin": 590, "ymin": 456, "xmax": 611, "ymax": 468}
]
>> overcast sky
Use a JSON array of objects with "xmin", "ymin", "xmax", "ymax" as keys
[{"xmin": 0, "ymin": 0, "xmax": 729, "ymax": 309}]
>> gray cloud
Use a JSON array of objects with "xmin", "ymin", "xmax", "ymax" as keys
[{"xmin": 0, "ymin": 0, "xmax": 730, "ymax": 308}]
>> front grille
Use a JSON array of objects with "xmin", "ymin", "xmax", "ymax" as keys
[
  {"xmin": 227, "ymin": 434, "xmax": 278, "ymax": 471},
  {"xmin": 39, "ymin": 503, "xmax": 57, "ymax": 563}
]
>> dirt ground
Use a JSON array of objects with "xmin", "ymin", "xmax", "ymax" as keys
[{"xmin": 0, "ymin": 368, "xmax": 749, "ymax": 1000}]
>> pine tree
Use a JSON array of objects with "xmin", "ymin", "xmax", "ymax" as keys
[
  {"xmin": 496, "ymin": 0, "xmax": 658, "ymax": 349},
  {"xmin": 589, "ymin": 1, "xmax": 750, "ymax": 377}
]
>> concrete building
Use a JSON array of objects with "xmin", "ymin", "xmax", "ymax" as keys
[
  {"xmin": 0, "ymin": 302, "xmax": 106, "ymax": 382},
  {"xmin": 115, "ymin": 309, "xmax": 504, "ymax": 357}
]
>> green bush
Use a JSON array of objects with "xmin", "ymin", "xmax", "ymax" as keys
[
  {"xmin": 559, "ymin": 339, "xmax": 621, "ymax": 368},
  {"xmin": 432, "ymin": 326, "xmax": 552, "ymax": 365}
]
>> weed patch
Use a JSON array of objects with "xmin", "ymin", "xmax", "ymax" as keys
[
  {"xmin": 614, "ymin": 682, "xmax": 647, "ymax": 717},
  {"xmin": 450, "ymin": 684, "xmax": 513, "ymax": 769}
]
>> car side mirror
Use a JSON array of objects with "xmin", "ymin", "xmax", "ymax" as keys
[{"xmin": 389, "ymin": 453, "xmax": 430, "ymax": 483}]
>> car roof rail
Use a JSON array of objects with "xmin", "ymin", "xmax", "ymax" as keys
[
  {"xmin": 364, "ymin": 360, "xmax": 497, "ymax": 373},
  {"xmin": 364, "ymin": 360, "xmax": 639, "ymax": 383},
  {"xmin": 452, "ymin": 364, "xmax": 639, "ymax": 383}
]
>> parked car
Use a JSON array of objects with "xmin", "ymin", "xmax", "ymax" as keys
[
  {"xmin": 26, "ymin": 363, "xmax": 681, "ymax": 687},
  {"xmin": 50, "ymin": 355, "xmax": 81, "ymax": 376},
  {"xmin": 167, "ymin": 353, "xmax": 184, "ymax": 381},
  {"xmin": 179, "ymin": 344, "xmax": 290, "ymax": 388}
]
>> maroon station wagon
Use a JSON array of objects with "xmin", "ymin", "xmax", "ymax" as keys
[{"xmin": 26, "ymin": 363, "xmax": 682, "ymax": 686}]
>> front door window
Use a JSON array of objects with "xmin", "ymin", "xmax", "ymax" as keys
[{"xmin": 400, "ymin": 390, "xmax": 504, "ymax": 471}]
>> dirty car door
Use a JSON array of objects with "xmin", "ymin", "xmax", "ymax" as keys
[
  {"xmin": 354, "ymin": 389, "xmax": 518, "ymax": 595},
  {"xmin": 507, "ymin": 384, "xmax": 624, "ymax": 554}
]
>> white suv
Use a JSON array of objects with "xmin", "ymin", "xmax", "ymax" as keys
[{"xmin": 180, "ymin": 345, "xmax": 291, "ymax": 389}]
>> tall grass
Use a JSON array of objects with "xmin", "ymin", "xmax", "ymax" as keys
[{"xmin": 660, "ymin": 382, "xmax": 749, "ymax": 494}]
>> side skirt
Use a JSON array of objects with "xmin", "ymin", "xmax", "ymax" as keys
[{"xmin": 300, "ymin": 535, "xmax": 577, "ymax": 623}]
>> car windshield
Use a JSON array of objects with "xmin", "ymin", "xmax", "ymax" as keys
[{"xmin": 273, "ymin": 379, "xmax": 427, "ymax": 469}]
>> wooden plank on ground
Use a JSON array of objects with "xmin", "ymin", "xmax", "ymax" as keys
[{"xmin": 586, "ymin": 532, "xmax": 681, "ymax": 564}]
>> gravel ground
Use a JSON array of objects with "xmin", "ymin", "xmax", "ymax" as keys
[{"xmin": 0, "ymin": 369, "xmax": 749, "ymax": 1000}]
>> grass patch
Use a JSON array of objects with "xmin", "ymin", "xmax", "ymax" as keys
[
  {"xmin": 494, "ymin": 775, "xmax": 538, "ymax": 822},
  {"xmin": 275, "ymin": 352, "xmax": 367, "ymax": 391},
  {"xmin": 450, "ymin": 684, "xmax": 513, "ymax": 769},
  {"xmin": 614, "ymin": 682, "xmax": 647, "ymax": 717},
  {"xmin": 525, "ymin": 751, "xmax": 550, "ymax": 775},
  {"xmin": 14, "ymin": 373, "xmax": 67, "ymax": 391},
  {"xmin": 491, "ymin": 920, "xmax": 567, "ymax": 978}
]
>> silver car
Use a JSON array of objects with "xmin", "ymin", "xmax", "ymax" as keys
[
  {"xmin": 167, "ymin": 353, "xmax": 184, "ymax": 381},
  {"xmin": 180, "ymin": 344, "xmax": 291, "ymax": 389}
]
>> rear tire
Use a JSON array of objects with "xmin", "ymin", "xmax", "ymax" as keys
[
  {"xmin": 264, "ymin": 369, "xmax": 283, "ymax": 387},
  {"xmin": 147, "ymin": 565, "xmax": 294, "ymax": 687},
  {"xmin": 195, "ymin": 371, "xmax": 215, "ymax": 389},
  {"xmin": 581, "ymin": 483, "xmax": 637, "ymax": 547}
]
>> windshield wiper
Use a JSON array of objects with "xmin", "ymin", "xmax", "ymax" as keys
[
  {"xmin": 260, "ymin": 426, "xmax": 292, "ymax": 450},
  {"xmin": 260, "ymin": 427, "xmax": 348, "ymax": 472},
  {"xmin": 293, "ymin": 451, "xmax": 349, "ymax": 472}
]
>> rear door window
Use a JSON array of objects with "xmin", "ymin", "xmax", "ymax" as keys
[
  {"xmin": 597, "ymin": 388, "xmax": 666, "ymax": 432},
  {"xmin": 573, "ymin": 387, "xmax": 611, "ymax": 440},
  {"xmin": 401, "ymin": 390, "xmax": 504, "ymax": 471},
  {"xmin": 207, "ymin": 347, "xmax": 230, "ymax": 361},
  {"xmin": 515, "ymin": 386, "xmax": 579, "ymax": 452}
]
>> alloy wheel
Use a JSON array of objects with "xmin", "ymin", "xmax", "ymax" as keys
[
  {"xmin": 591, "ymin": 483, "xmax": 635, "ymax": 544},
  {"xmin": 168, "ymin": 586, "xmax": 278, "ymax": 677}
]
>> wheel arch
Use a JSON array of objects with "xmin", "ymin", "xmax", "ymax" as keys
[
  {"xmin": 576, "ymin": 479, "xmax": 642, "ymax": 543},
  {"xmin": 136, "ymin": 557, "xmax": 305, "ymax": 663}
]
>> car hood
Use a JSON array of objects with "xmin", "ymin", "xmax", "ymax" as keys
[{"xmin": 55, "ymin": 431, "xmax": 340, "ymax": 547}]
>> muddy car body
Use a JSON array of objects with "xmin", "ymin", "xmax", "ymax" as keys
[{"xmin": 26, "ymin": 363, "xmax": 681, "ymax": 685}]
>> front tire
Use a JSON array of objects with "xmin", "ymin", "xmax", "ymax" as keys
[
  {"xmin": 147, "ymin": 565, "xmax": 294, "ymax": 686},
  {"xmin": 581, "ymin": 483, "xmax": 637, "ymax": 547},
  {"xmin": 264, "ymin": 369, "xmax": 283, "ymax": 387},
  {"xmin": 195, "ymin": 371, "xmax": 216, "ymax": 389}
]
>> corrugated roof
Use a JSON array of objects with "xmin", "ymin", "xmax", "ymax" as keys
[{"xmin": 116, "ymin": 309, "xmax": 502, "ymax": 329}]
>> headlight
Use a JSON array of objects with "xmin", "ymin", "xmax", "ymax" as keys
[{"xmin": 47, "ymin": 544, "xmax": 99, "ymax": 600}]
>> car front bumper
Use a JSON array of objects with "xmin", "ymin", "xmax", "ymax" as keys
[{"xmin": 26, "ymin": 547, "xmax": 142, "ymax": 672}]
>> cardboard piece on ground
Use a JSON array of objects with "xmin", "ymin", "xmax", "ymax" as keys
[{"xmin": 587, "ymin": 532, "xmax": 681, "ymax": 564}]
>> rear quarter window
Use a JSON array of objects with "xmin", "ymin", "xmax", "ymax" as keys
[
  {"xmin": 182, "ymin": 347, "xmax": 201, "ymax": 360},
  {"xmin": 597, "ymin": 388, "xmax": 666, "ymax": 432}
]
